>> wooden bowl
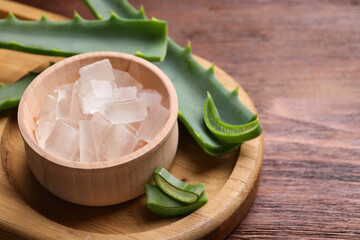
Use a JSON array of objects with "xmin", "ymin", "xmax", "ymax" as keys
[{"xmin": 17, "ymin": 52, "xmax": 179, "ymax": 206}]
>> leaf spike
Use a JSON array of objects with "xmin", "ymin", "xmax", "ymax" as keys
[
  {"xmin": 138, "ymin": 5, "xmax": 147, "ymax": 19},
  {"xmin": 10, "ymin": 40, "xmax": 20, "ymax": 45},
  {"xmin": 109, "ymin": 10, "xmax": 120, "ymax": 20},
  {"xmin": 73, "ymin": 11, "xmax": 83, "ymax": 21},
  {"xmin": 184, "ymin": 41, "xmax": 192, "ymax": 53},
  {"xmin": 208, "ymin": 63, "xmax": 215, "ymax": 73},
  {"xmin": 40, "ymin": 13, "xmax": 48, "ymax": 22},
  {"xmin": 82, "ymin": 0, "xmax": 103, "ymax": 20},
  {"xmin": 151, "ymin": 16, "xmax": 160, "ymax": 21},
  {"xmin": 231, "ymin": 86, "xmax": 239, "ymax": 96},
  {"xmin": 7, "ymin": 11, "xmax": 15, "ymax": 20}
]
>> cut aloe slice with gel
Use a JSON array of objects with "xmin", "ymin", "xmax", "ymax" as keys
[
  {"xmin": 204, "ymin": 92, "xmax": 262, "ymax": 143},
  {"xmin": 153, "ymin": 167, "xmax": 204, "ymax": 204},
  {"xmin": 145, "ymin": 184, "xmax": 208, "ymax": 217}
]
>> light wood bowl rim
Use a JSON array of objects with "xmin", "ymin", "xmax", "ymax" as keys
[{"xmin": 17, "ymin": 51, "xmax": 179, "ymax": 170}]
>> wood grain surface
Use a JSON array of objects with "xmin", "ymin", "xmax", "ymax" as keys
[
  {"xmin": 0, "ymin": 1, "xmax": 263, "ymax": 239},
  {"xmin": 6, "ymin": 0, "xmax": 360, "ymax": 239}
]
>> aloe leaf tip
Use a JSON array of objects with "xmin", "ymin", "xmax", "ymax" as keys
[
  {"xmin": 73, "ymin": 11, "xmax": 84, "ymax": 20},
  {"xmin": 151, "ymin": 16, "xmax": 160, "ymax": 22},
  {"xmin": 40, "ymin": 13, "xmax": 49, "ymax": 21},
  {"xmin": 7, "ymin": 11, "xmax": 15, "ymax": 20},
  {"xmin": 208, "ymin": 64, "xmax": 215, "ymax": 73},
  {"xmin": 82, "ymin": 0, "xmax": 103, "ymax": 20},
  {"xmin": 184, "ymin": 41, "xmax": 191, "ymax": 53},
  {"xmin": 109, "ymin": 10, "xmax": 119, "ymax": 20},
  {"xmin": 139, "ymin": 5, "xmax": 146, "ymax": 18},
  {"xmin": 232, "ymin": 86, "xmax": 239, "ymax": 96}
]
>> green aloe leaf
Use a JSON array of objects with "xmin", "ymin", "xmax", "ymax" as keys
[
  {"xmin": 204, "ymin": 92, "xmax": 262, "ymax": 143},
  {"xmin": 83, "ymin": 0, "xmax": 258, "ymax": 156},
  {"xmin": 83, "ymin": 0, "xmax": 146, "ymax": 20},
  {"xmin": 145, "ymin": 184, "xmax": 208, "ymax": 217},
  {"xmin": 0, "ymin": 12, "xmax": 167, "ymax": 62},
  {"xmin": 153, "ymin": 167, "xmax": 204, "ymax": 204},
  {"xmin": 0, "ymin": 72, "xmax": 38, "ymax": 111}
]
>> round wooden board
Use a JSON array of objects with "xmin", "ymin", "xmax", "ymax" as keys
[{"xmin": 0, "ymin": 56, "xmax": 263, "ymax": 240}]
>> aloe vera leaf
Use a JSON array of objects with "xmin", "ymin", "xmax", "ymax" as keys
[
  {"xmin": 204, "ymin": 92, "xmax": 262, "ymax": 143},
  {"xmin": 145, "ymin": 184, "xmax": 208, "ymax": 217},
  {"xmin": 84, "ymin": 0, "xmax": 257, "ymax": 156},
  {"xmin": 0, "ymin": 12, "xmax": 167, "ymax": 62},
  {"xmin": 153, "ymin": 167, "xmax": 204, "ymax": 204},
  {"xmin": 0, "ymin": 72, "xmax": 37, "ymax": 111},
  {"xmin": 83, "ymin": 0, "xmax": 146, "ymax": 20}
]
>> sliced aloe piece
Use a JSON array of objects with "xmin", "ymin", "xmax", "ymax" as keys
[
  {"xmin": 204, "ymin": 92, "xmax": 262, "ymax": 143},
  {"xmin": 83, "ymin": 0, "xmax": 257, "ymax": 156},
  {"xmin": 153, "ymin": 167, "xmax": 204, "ymax": 204},
  {"xmin": 145, "ymin": 184, "xmax": 208, "ymax": 217},
  {"xmin": 0, "ymin": 72, "xmax": 38, "ymax": 111},
  {"xmin": 0, "ymin": 12, "xmax": 167, "ymax": 62}
]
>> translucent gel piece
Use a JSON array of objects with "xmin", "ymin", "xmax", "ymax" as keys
[
  {"xmin": 79, "ymin": 59, "xmax": 115, "ymax": 82},
  {"xmin": 91, "ymin": 121, "xmax": 110, "ymax": 153},
  {"xmin": 39, "ymin": 94, "xmax": 56, "ymax": 117},
  {"xmin": 90, "ymin": 80, "xmax": 113, "ymax": 99},
  {"xmin": 113, "ymin": 69, "xmax": 143, "ymax": 90},
  {"xmin": 45, "ymin": 120, "xmax": 79, "ymax": 161},
  {"xmin": 56, "ymin": 83, "xmax": 74, "ymax": 121},
  {"xmin": 113, "ymin": 87, "xmax": 138, "ymax": 102},
  {"xmin": 139, "ymin": 89, "xmax": 162, "ymax": 108},
  {"xmin": 91, "ymin": 112, "xmax": 109, "ymax": 125},
  {"xmin": 137, "ymin": 104, "xmax": 170, "ymax": 142},
  {"xmin": 35, "ymin": 91, "xmax": 58, "ymax": 148},
  {"xmin": 102, "ymin": 124, "xmax": 138, "ymax": 160},
  {"xmin": 69, "ymin": 89, "xmax": 92, "ymax": 124},
  {"xmin": 125, "ymin": 121, "xmax": 143, "ymax": 134},
  {"xmin": 49, "ymin": 89, "xmax": 58, "ymax": 99},
  {"xmin": 35, "ymin": 120, "xmax": 55, "ymax": 148},
  {"xmin": 77, "ymin": 80, "xmax": 113, "ymax": 114},
  {"xmin": 105, "ymin": 100, "xmax": 147, "ymax": 124},
  {"xmin": 38, "ymin": 93, "xmax": 57, "ymax": 123},
  {"xmin": 77, "ymin": 76, "xmax": 87, "ymax": 86},
  {"xmin": 79, "ymin": 120, "xmax": 105, "ymax": 162}
]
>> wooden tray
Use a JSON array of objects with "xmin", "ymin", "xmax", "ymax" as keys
[{"xmin": 0, "ymin": 2, "xmax": 264, "ymax": 239}]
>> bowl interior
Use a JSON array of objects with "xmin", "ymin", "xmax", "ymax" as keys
[{"xmin": 18, "ymin": 52, "xmax": 177, "ymax": 169}]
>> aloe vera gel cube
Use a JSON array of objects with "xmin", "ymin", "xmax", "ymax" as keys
[
  {"xmin": 79, "ymin": 119, "xmax": 109, "ymax": 162},
  {"xmin": 101, "ymin": 124, "xmax": 138, "ymax": 161},
  {"xmin": 35, "ymin": 59, "xmax": 169, "ymax": 162},
  {"xmin": 105, "ymin": 100, "xmax": 147, "ymax": 124},
  {"xmin": 56, "ymin": 83, "xmax": 74, "ymax": 121},
  {"xmin": 79, "ymin": 59, "xmax": 115, "ymax": 83},
  {"xmin": 45, "ymin": 120, "xmax": 79, "ymax": 161},
  {"xmin": 139, "ymin": 89, "xmax": 162, "ymax": 108},
  {"xmin": 137, "ymin": 104, "xmax": 170, "ymax": 142},
  {"xmin": 113, "ymin": 69, "xmax": 143, "ymax": 90},
  {"xmin": 113, "ymin": 87, "xmax": 138, "ymax": 102}
]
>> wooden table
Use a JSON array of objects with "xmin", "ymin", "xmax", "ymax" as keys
[{"xmin": 8, "ymin": 0, "xmax": 360, "ymax": 238}]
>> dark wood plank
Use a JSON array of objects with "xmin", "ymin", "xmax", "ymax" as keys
[{"xmin": 10, "ymin": 0, "xmax": 360, "ymax": 239}]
